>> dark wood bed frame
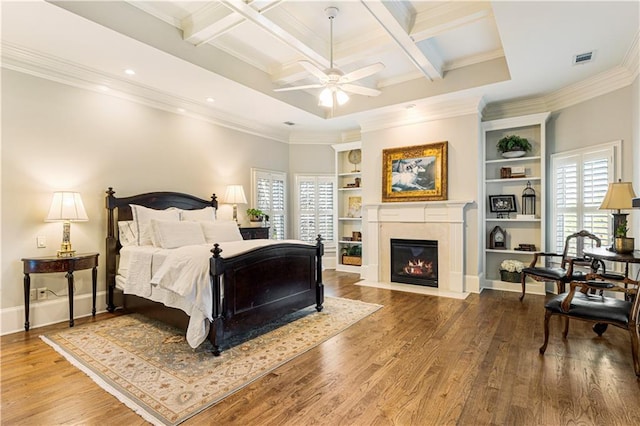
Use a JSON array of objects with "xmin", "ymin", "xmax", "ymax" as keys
[{"xmin": 105, "ymin": 187, "xmax": 324, "ymax": 355}]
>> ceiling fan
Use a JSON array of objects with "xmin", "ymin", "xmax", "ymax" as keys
[{"xmin": 274, "ymin": 7, "xmax": 384, "ymax": 108}]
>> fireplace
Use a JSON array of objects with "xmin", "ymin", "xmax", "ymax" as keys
[{"xmin": 390, "ymin": 238, "xmax": 438, "ymax": 287}]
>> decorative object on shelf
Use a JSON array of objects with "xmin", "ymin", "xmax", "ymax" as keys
[
  {"xmin": 489, "ymin": 225, "xmax": 506, "ymax": 249},
  {"xmin": 521, "ymin": 181, "xmax": 536, "ymax": 218},
  {"xmin": 489, "ymin": 194, "xmax": 517, "ymax": 218},
  {"xmin": 500, "ymin": 167, "xmax": 512, "ymax": 179},
  {"xmin": 224, "ymin": 185, "xmax": 248, "ymax": 223},
  {"xmin": 382, "ymin": 141, "xmax": 448, "ymax": 202},
  {"xmin": 614, "ymin": 220, "xmax": 634, "ymax": 254},
  {"xmin": 45, "ymin": 191, "xmax": 89, "ymax": 257},
  {"xmin": 499, "ymin": 259, "xmax": 525, "ymax": 282},
  {"xmin": 347, "ymin": 196, "xmax": 362, "ymax": 218},
  {"xmin": 352, "ymin": 231, "xmax": 362, "ymax": 241},
  {"xmin": 355, "ymin": 177, "xmax": 361, "ymax": 187},
  {"xmin": 510, "ymin": 166, "xmax": 526, "ymax": 178},
  {"xmin": 348, "ymin": 149, "xmax": 362, "ymax": 172},
  {"xmin": 341, "ymin": 244, "xmax": 362, "ymax": 266},
  {"xmin": 514, "ymin": 243, "xmax": 537, "ymax": 251},
  {"xmin": 600, "ymin": 179, "xmax": 637, "ymax": 251},
  {"xmin": 496, "ymin": 135, "xmax": 532, "ymax": 158}
]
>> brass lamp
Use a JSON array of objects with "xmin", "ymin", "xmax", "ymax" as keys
[
  {"xmin": 600, "ymin": 179, "xmax": 637, "ymax": 251},
  {"xmin": 45, "ymin": 192, "xmax": 88, "ymax": 257},
  {"xmin": 223, "ymin": 185, "xmax": 247, "ymax": 223}
]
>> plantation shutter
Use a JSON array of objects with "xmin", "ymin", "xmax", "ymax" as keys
[
  {"xmin": 252, "ymin": 169, "xmax": 287, "ymax": 240},
  {"xmin": 295, "ymin": 175, "xmax": 335, "ymax": 246},
  {"xmin": 551, "ymin": 144, "xmax": 617, "ymax": 256}
]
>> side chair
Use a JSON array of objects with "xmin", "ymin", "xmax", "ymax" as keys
[
  {"xmin": 539, "ymin": 273, "xmax": 640, "ymax": 377},
  {"xmin": 519, "ymin": 230, "xmax": 600, "ymax": 301}
]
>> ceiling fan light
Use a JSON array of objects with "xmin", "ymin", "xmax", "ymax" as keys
[
  {"xmin": 336, "ymin": 89, "xmax": 349, "ymax": 106},
  {"xmin": 319, "ymin": 87, "xmax": 333, "ymax": 107}
]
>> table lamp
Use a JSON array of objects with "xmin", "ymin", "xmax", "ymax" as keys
[
  {"xmin": 45, "ymin": 191, "xmax": 89, "ymax": 257},
  {"xmin": 600, "ymin": 179, "xmax": 636, "ymax": 250},
  {"xmin": 224, "ymin": 185, "xmax": 247, "ymax": 223}
]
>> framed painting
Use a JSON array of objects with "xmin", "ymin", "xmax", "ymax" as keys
[
  {"xmin": 488, "ymin": 194, "xmax": 517, "ymax": 218},
  {"xmin": 382, "ymin": 141, "xmax": 448, "ymax": 202}
]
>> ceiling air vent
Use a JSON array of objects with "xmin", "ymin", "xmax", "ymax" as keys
[{"xmin": 573, "ymin": 51, "xmax": 594, "ymax": 65}]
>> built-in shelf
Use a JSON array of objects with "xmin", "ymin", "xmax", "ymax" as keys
[
  {"xmin": 486, "ymin": 177, "xmax": 541, "ymax": 183},
  {"xmin": 485, "ymin": 156, "xmax": 541, "ymax": 164}
]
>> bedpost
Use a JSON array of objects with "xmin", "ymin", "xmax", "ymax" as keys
[
  {"xmin": 209, "ymin": 244, "xmax": 225, "ymax": 356},
  {"xmin": 105, "ymin": 187, "xmax": 117, "ymax": 312},
  {"xmin": 315, "ymin": 234, "xmax": 324, "ymax": 312}
]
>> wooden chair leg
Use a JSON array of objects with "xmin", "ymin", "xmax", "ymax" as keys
[
  {"xmin": 520, "ymin": 273, "xmax": 527, "ymax": 301},
  {"xmin": 629, "ymin": 324, "xmax": 640, "ymax": 377},
  {"xmin": 562, "ymin": 317, "xmax": 570, "ymax": 338},
  {"xmin": 539, "ymin": 310, "xmax": 552, "ymax": 354},
  {"xmin": 557, "ymin": 281, "xmax": 566, "ymax": 294}
]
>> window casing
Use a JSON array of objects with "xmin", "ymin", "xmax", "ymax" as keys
[
  {"xmin": 251, "ymin": 168, "xmax": 287, "ymax": 240},
  {"xmin": 294, "ymin": 175, "xmax": 335, "ymax": 247},
  {"xmin": 551, "ymin": 141, "xmax": 620, "ymax": 256}
]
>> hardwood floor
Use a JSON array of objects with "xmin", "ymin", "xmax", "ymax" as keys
[{"xmin": 2, "ymin": 270, "xmax": 640, "ymax": 425}]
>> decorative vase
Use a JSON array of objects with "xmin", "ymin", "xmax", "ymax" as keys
[
  {"xmin": 614, "ymin": 237, "xmax": 634, "ymax": 254},
  {"xmin": 501, "ymin": 150, "xmax": 526, "ymax": 158},
  {"xmin": 500, "ymin": 270, "xmax": 522, "ymax": 283}
]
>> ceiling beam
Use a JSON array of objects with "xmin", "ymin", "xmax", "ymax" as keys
[
  {"xmin": 411, "ymin": 1, "xmax": 493, "ymax": 42},
  {"xmin": 361, "ymin": 0, "xmax": 442, "ymax": 80}
]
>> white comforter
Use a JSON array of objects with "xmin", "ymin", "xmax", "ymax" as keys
[{"xmin": 119, "ymin": 239, "xmax": 313, "ymax": 348}]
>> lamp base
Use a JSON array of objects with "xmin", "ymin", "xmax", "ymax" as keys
[{"xmin": 57, "ymin": 249, "xmax": 76, "ymax": 258}]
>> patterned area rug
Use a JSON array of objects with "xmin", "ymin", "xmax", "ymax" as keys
[{"xmin": 41, "ymin": 296, "xmax": 381, "ymax": 426}]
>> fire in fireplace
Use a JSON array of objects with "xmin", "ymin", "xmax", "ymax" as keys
[{"xmin": 390, "ymin": 238, "xmax": 438, "ymax": 287}]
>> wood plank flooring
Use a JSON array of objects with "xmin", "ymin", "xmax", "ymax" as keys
[{"xmin": 2, "ymin": 270, "xmax": 640, "ymax": 425}]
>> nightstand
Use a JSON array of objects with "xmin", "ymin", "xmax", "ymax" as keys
[
  {"xmin": 21, "ymin": 252, "xmax": 99, "ymax": 331},
  {"xmin": 239, "ymin": 227, "xmax": 270, "ymax": 240}
]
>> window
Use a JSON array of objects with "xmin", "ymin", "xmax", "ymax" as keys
[
  {"xmin": 551, "ymin": 141, "xmax": 620, "ymax": 255},
  {"xmin": 251, "ymin": 168, "xmax": 286, "ymax": 240},
  {"xmin": 294, "ymin": 175, "xmax": 335, "ymax": 246}
]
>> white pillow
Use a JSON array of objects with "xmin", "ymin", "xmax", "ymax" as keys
[
  {"xmin": 181, "ymin": 206, "xmax": 216, "ymax": 222},
  {"xmin": 118, "ymin": 220, "xmax": 137, "ymax": 247},
  {"xmin": 150, "ymin": 219, "xmax": 206, "ymax": 249},
  {"xmin": 201, "ymin": 221, "xmax": 243, "ymax": 243},
  {"xmin": 130, "ymin": 204, "xmax": 181, "ymax": 246}
]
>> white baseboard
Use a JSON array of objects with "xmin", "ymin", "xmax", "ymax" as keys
[{"xmin": 1, "ymin": 291, "xmax": 107, "ymax": 336}]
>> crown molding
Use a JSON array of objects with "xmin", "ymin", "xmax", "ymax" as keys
[{"xmin": 1, "ymin": 42, "xmax": 291, "ymax": 143}]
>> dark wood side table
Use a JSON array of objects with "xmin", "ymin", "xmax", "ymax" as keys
[
  {"xmin": 21, "ymin": 252, "xmax": 99, "ymax": 331},
  {"xmin": 239, "ymin": 226, "xmax": 270, "ymax": 240}
]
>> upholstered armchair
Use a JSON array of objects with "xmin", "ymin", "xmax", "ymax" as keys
[
  {"xmin": 519, "ymin": 230, "xmax": 601, "ymax": 301},
  {"xmin": 539, "ymin": 273, "xmax": 640, "ymax": 377}
]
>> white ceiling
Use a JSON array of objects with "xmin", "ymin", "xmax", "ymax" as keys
[{"xmin": 2, "ymin": 1, "xmax": 638, "ymax": 142}]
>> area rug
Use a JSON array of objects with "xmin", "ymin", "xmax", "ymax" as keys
[{"xmin": 41, "ymin": 296, "xmax": 381, "ymax": 426}]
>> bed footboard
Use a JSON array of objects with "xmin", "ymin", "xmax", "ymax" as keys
[{"xmin": 209, "ymin": 236, "xmax": 324, "ymax": 355}]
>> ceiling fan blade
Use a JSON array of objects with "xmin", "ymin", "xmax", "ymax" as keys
[
  {"xmin": 340, "ymin": 83, "xmax": 381, "ymax": 97},
  {"xmin": 298, "ymin": 60, "xmax": 329, "ymax": 81},
  {"xmin": 274, "ymin": 83, "xmax": 324, "ymax": 92},
  {"xmin": 341, "ymin": 62, "xmax": 385, "ymax": 83}
]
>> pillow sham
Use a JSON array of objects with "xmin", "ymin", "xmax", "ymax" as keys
[
  {"xmin": 201, "ymin": 221, "xmax": 244, "ymax": 243},
  {"xmin": 181, "ymin": 206, "xmax": 216, "ymax": 222},
  {"xmin": 131, "ymin": 204, "xmax": 181, "ymax": 246},
  {"xmin": 118, "ymin": 220, "xmax": 137, "ymax": 247},
  {"xmin": 150, "ymin": 219, "xmax": 206, "ymax": 249}
]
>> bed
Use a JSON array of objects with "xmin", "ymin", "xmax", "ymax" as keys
[{"xmin": 105, "ymin": 187, "xmax": 324, "ymax": 355}]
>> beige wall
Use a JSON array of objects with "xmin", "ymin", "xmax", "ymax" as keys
[
  {"xmin": 1, "ymin": 69, "xmax": 290, "ymax": 314},
  {"xmin": 360, "ymin": 114, "xmax": 481, "ymax": 278}
]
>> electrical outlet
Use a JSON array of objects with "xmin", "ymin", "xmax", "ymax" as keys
[
  {"xmin": 29, "ymin": 288, "xmax": 37, "ymax": 301},
  {"xmin": 37, "ymin": 287, "xmax": 48, "ymax": 300}
]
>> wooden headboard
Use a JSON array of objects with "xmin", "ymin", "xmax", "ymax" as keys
[{"xmin": 105, "ymin": 187, "xmax": 218, "ymax": 312}]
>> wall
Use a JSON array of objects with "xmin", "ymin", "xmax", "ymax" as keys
[
  {"xmin": 1, "ymin": 69, "xmax": 290, "ymax": 331},
  {"xmin": 359, "ymin": 113, "xmax": 480, "ymax": 284}
]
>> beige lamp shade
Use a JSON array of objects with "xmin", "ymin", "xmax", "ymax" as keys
[
  {"xmin": 600, "ymin": 181, "xmax": 637, "ymax": 210},
  {"xmin": 45, "ymin": 192, "xmax": 88, "ymax": 221},
  {"xmin": 223, "ymin": 185, "xmax": 247, "ymax": 204}
]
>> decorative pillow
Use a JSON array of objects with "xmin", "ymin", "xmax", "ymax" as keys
[
  {"xmin": 201, "ymin": 221, "xmax": 243, "ymax": 243},
  {"xmin": 150, "ymin": 219, "xmax": 206, "ymax": 249},
  {"xmin": 181, "ymin": 206, "xmax": 216, "ymax": 222},
  {"xmin": 130, "ymin": 204, "xmax": 181, "ymax": 246},
  {"xmin": 118, "ymin": 221, "xmax": 137, "ymax": 247}
]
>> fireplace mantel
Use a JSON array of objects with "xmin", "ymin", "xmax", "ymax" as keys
[{"xmin": 359, "ymin": 201, "xmax": 473, "ymax": 298}]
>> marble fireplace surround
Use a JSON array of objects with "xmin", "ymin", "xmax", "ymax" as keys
[{"xmin": 359, "ymin": 201, "xmax": 472, "ymax": 299}]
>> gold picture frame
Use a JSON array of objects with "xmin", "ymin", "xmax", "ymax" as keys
[{"xmin": 382, "ymin": 141, "xmax": 448, "ymax": 202}]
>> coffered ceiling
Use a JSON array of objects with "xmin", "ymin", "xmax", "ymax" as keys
[{"xmin": 2, "ymin": 1, "xmax": 638, "ymax": 142}]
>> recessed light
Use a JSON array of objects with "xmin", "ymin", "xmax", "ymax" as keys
[
  {"xmin": 206, "ymin": 97, "xmax": 215, "ymax": 103},
  {"xmin": 124, "ymin": 69, "xmax": 136, "ymax": 76}
]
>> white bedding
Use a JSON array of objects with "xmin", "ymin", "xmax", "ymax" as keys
[{"xmin": 117, "ymin": 239, "xmax": 314, "ymax": 348}]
